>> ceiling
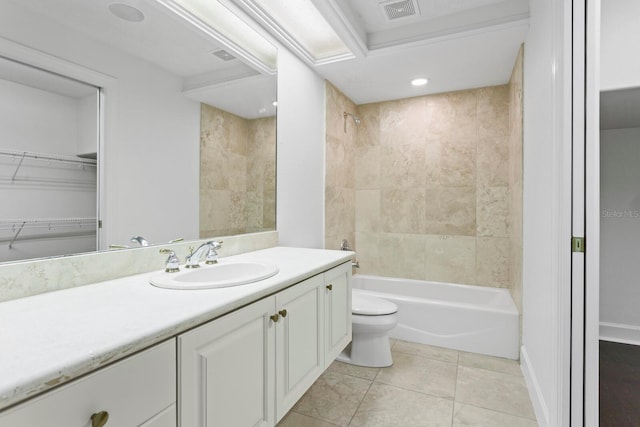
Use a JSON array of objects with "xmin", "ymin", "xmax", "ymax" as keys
[
  {"xmin": 0, "ymin": 0, "xmax": 277, "ymax": 119},
  {"xmin": 233, "ymin": 0, "xmax": 529, "ymax": 104},
  {"xmin": 1, "ymin": 0, "xmax": 529, "ymax": 112},
  {"xmin": 0, "ymin": 56, "xmax": 98, "ymax": 98}
]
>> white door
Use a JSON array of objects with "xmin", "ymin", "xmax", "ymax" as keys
[{"xmin": 573, "ymin": 0, "xmax": 601, "ymax": 425}]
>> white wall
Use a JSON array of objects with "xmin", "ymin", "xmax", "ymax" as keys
[
  {"xmin": 600, "ymin": 128, "xmax": 640, "ymax": 337},
  {"xmin": 521, "ymin": 0, "xmax": 573, "ymax": 425},
  {"xmin": 0, "ymin": 2, "xmax": 200, "ymax": 250},
  {"xmin": 276, "ymin": 48, "xmax": 326, "ymax": 248},
  {"xmin": 600, "ymin": 0, "xmax": 640, "ymax": 91},
  {"xmin": 77, "ymin": 94, "xmax": 98, "ymax": 156}
]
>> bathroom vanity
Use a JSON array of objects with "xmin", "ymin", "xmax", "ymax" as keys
[{"xmin": 0, "ymin": 247, "xmax": 352, "ymax": 426}]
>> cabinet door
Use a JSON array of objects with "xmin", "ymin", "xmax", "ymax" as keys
[
  {"xmin": 0, "ymin": 340, "xmax": 176, "ymax": 427},
  {"xmin": 275, "ymin": 274, "xmax": 325, "ymax": 421},
  {"xmin": 178, "ymin": 297, "xmax": 275, "ymax": 427},
  {"xmin": 324, "ymin": 262, "xmax": 352, "ymax": 365},
  {"xmin": 141, "ymin": 404, "xmax": 176, "ymax": 427}
]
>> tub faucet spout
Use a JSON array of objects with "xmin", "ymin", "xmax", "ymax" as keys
[{"xmin": 341, "ymin": 239, "xmax": 353, "ymax": 251}]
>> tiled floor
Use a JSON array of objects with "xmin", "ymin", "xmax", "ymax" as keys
[{"xmin": 277, "ymin": 340, "xmax": 538, "ymax": 427}]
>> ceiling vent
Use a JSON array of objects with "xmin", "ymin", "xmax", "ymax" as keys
[
  {"xmin": 380, "ymin": 0, "xmax": 420, "ymax": 21},
  {"xmin": 211, "ymin": 49, "xmax": 236, "ymax": 61}
]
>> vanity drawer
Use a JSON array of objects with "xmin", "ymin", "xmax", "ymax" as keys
[{"xmin": 0, "ymin": 339, "xmax": 176, "ymax": 427}]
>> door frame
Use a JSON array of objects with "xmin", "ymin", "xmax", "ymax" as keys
[
  {"xmin": 570, "ymin": 0, "xmax": 601, "ymax": 425},
  {"xmin": 583, "ymin": 0, "xmax": 601, "ymax": 424}
]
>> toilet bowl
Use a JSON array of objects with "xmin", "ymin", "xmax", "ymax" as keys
[{"xmin": 337, "ymin": 289, "xmax": 398, "ymax": 367}]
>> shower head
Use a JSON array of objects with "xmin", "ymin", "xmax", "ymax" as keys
[{"xmin": 343, "ymin": 112, "xmax": 361, "ymax": 133}]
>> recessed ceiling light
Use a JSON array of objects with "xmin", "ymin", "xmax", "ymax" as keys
[
  {"xmin": 108, "ymin": 3, "xmax": 145, "ymax": 22},
  {"xmin": 272, "ymin": 101, "xmax": 277, "ymax": 107},
  {"xmin": 411, "ymin": 77, "xmax": 429, "ymax": 86}
]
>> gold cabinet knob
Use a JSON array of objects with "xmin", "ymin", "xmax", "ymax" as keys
[
  {"xmin": 278, "ymin": 309, "xmax": 287, "ymax": 318},
  {"xmin": 270, "ymin": 313, "xmax": 280, "ymax": 322},
  {"xmin": 326, "ymin": 284, "xmax": 333, "ymax": 291},
  {"xmin": 91, "ymin": 411, "xmax": 109, "ymax": 427}
]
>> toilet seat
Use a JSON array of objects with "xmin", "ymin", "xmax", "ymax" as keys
[{"xmin": 352, "ymin": 289, "xmax": 398, "ymax": 316}]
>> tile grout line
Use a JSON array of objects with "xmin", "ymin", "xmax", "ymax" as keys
[
  {"xmin": 450, "ymin": 351, "xmax": 461, "ymax": 426},
  {"xmin": 346, "ymin": 378, "xmax": 375, "ymax": 427}
]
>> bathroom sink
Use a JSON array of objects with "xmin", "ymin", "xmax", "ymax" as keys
[{"xmin": 149, "ymin": 262, "xmax": 279, "ymax": 290}]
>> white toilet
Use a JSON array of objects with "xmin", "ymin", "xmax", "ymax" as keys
[{"xmin": 337, "ymin": 289, "xmax": 399, "ymax": 367}]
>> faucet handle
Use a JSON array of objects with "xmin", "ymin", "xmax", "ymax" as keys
[
  {"xmin": 204, "ymin": 240, "xmax": 223, "ymax": 264},
  {"xmin": 159, "ymin": 248, "xmax": 180, "ymax": 273},
  {"xmin": 130, "ymin": 235, "xmax": 149, "ymax": 247}
]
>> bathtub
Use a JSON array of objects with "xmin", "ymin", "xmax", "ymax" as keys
[{"xmin": 351, "ymin": 275, "xmax": 520, "ymax": 360}]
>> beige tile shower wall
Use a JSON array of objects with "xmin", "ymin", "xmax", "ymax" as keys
[
  {"xmin": 325, "ymin": 82, "xmax": 356, "ymax": 251},
  {"xmin": 200, "ymin": 104, "xmax": 276, "ymax": 237},
  {"xmin": 508, "ymin": 45, "xmax": 524, "ymax": 310},
  {"xmin": 247, "ymin": 117, "xmax": 277, "ymax": 232},
  {"xmin": 353, "ymin": 86, "xmax": 514, "ymax": 288}
]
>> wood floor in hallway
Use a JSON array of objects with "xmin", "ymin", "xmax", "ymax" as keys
[{"xmin": 600, "ymin": 340, "xmax": 640, "ymax": 427}]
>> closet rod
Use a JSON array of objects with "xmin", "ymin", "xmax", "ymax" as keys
[
  {"xmin": 0, "ymin": 218, "xmax": 96, "ymax": 229},
  {"xmin": 0, "ymin": 218, "xmax": 96, "ymax": 249},
  {"xmin": 0, "ymin": 149, "xmax": 97, "ymax": 166}
]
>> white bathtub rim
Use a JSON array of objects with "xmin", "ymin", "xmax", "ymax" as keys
[
  {"xmin": 358, "ymin": 289, "xmax": 518, "ymax": 316},
  {"xmin": 353, "ymin": 273, "xmax": 512, "ymax": 294},
  {"xmin": 352, "ymin": 274, "xmax": 519, "ymax": 316}
]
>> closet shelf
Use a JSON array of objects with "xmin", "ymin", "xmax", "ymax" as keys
[
  {"xmin": 0, "ymin": 149, "xmax": 97, "ymax": 166},
  {"xmin": 0, "ymin": 218, "xmax": 96, "ymax": 248},
  {"xmin": 0, "ymin": 149, "xmax": 97, "ymax": 185}
]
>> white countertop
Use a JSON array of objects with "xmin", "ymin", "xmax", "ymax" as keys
[{"xmin": 0, "ymin": 246, "xmax": 352, "ymax": 411}]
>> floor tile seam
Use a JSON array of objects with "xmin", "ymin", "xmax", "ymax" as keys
[
  {"xmin": 391, "ymin": 349, "xmax": 459, "ymax": 365},
  {"xmin": 452, "ymin": 395, "xmax": 537, "ymax": 421},
  {"xmin": 288, "ymin": 410, "xmax": 343, "ymax": 427},
  {"xmin": 346, "ymin": 376, "xmax": 376, "ymax": 427},
  {"xmin": 370, "ymin": 378, "xmax": 457, "ymax": 402},
  {"xmin": 450, "ymin": 360, "xmax": 460, "ymax": 426},
  {"xmin": 335, "ymin": 368, "xmax": 381, "ymax": 382},
  {"xmin": 456, "ymin": 363, "xmax": 526, "ymax": 379},
  {"xmin": 450, "ymin": 401, "xmax": 539, "ymax": 423}
]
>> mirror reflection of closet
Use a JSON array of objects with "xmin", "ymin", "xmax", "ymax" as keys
[{"xmin": 0, "ymin": 57, "xmax": 99, "ymax": 262}]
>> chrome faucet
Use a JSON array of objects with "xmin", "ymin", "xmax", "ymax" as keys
[
  {"xmin": 159, "ymin": 248, "xmax": 180, "ymax": 273},
  {"xmin": 130, "ymin": 235, "xmax": 149, "ymax": 247},
  {"xmin": 185, "ymin": 241, "xmax": 223, "ymax": 268}
]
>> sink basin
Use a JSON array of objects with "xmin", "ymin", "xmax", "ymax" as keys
[{"xmin": 150, "ymin": 262, "xmax": 279, "ymax": 290}]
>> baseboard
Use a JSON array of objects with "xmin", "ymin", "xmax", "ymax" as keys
[
  {"xmin": 520, "ymin": 345, "xmax": 549, "ymax": 427},
  {"xmin": 600, "ymin": 322, "xmax": 640, "ymax": 345}
]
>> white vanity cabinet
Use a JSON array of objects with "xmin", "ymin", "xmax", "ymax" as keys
[
  {"xmin": 274, "ymin": 274, "xmax": 325, "ymax": 421},
  {"xmin": 178, "ymin": 262, "xmax": 352, "ymax": 427},
  {"xmin": 178, "ymin": 296, "xmax": 276, "ymax": 427},
  {"xmin": 0, "ymin": 339, "xmax": 176, "ymax": 427},
  {"xmin": 324, "ymin": 262, "xmax": 352, "ymax": 365}
]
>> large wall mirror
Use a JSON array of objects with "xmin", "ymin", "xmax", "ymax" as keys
[{"xmin": 0, "ymin": 0, "xmax": 277, "ymax": 263}]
